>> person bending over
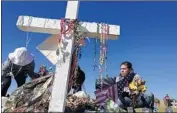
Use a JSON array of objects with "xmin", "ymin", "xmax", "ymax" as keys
[{"xmin": 1, "ymin": 47, "xmax": 39, "ymax": 96}]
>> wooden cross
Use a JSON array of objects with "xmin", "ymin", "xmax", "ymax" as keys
[{"xmin": 16, "ymin": 1, "xmax": 120, "ymax": 112}]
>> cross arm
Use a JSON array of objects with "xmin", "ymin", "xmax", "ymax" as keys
[{"xmin": 16, "ymin": 15, "xmax": 120, "ymax": 40}]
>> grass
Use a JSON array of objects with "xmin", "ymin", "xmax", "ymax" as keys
[{"xmin": 157, "ymin": 100, "xmax": 177, "ymax": 112}]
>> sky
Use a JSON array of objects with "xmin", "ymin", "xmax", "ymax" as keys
[{"xmin": 1, "ymin": 1, "xmax": 177, "ymax": 99}]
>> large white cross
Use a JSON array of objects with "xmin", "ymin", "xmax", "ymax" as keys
[{"xmin": 16, "ymin": 1, "xmax": 120, "ymax": 112}]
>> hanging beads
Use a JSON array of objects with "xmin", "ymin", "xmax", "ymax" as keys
[
  {"xmin": 98, "ymin": 23, "xmax": 109, "ymax": 90},
  {"xmin": 93, "ymin": 24, "xmax": 99, "ymax": 71}
]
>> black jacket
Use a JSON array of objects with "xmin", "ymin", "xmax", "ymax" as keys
[{"xmin": 116, "ymin": 72, "xmax": 136, "ymax": 106}]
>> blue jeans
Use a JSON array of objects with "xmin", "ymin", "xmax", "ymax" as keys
[{"xmin": 117, "ymin": 92, "xmax": 154, "ymax": 110}]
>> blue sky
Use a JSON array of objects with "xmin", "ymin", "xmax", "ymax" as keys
[{"xmin": 2, "ymin": 1, "xmax": 177, "ymax": 99}]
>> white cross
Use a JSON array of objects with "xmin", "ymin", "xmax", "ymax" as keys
[{"xmin": 16, "ymin": 1, "xmax": 120, "ymax": 112}]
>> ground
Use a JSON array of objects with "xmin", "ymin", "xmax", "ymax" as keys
[{"xmin": 136, "ymin": 100, "xmax": 177, "ymax": 112}]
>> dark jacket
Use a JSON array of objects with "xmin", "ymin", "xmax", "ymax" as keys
[
  {"xmin": 72, "ymin": 66, "xmax": 85, "ymax": 93},
  {"xmin": 2, "ymin": 58, "xmax": 38, "ymax": 79},
  {"xmin": 116, "ymin": 72, "xmax": 136, "ymax": 106}
]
